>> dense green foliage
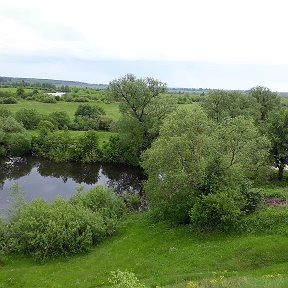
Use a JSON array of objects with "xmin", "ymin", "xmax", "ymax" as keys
[
  {"xmin": 249, "ymin": 86, "xmax": 281, "ymax": 121},
  {"xmin": 15, "ymin": 108, "xmax": 42, "ymax": 129},
  {"xmin": 73, "ymin": 104, "xmax": 113, "ymax": 130},
  {"xmin": 33, "ymin": 130, "xmax": 105, "ymax": 163},
  {"xmin": 4, "ymin": 186, "xmax": 125, "ymax": 261},
  {"xmin": 202, "ymin": 90, "xmax": 257, "ymax": 122},
  {"xmin": 142, "ymin": 106, "xmax": 269, "ymax": 228},
  {"xmin": 109, "ymin": 74, "xmax": 176, "ymax": 164},
  {"xmin": 266, "ymin": 108, "xmax": 288, "ymax": 180},
  {"xmin": 0, "ymin": 116, "xmax": 31, "ymax": 157}
]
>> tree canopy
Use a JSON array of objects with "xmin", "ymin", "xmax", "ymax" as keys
[
  {"xmin": 142, "ymin": 106, "xmax": 270, "ymax": 227},
  {"xmin": 108, "ymin": 74, "xmax": 176, "ymax": 163},
  {"xmin": 267, "ymin": 108, "xmax": 288, "ymax": 180}
]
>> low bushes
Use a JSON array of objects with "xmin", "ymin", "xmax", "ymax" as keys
[
  {"xmin": 240, "ymin": 205, "xmax": 288, "ymax": 235},
  {"xmin": 32, "ymin": 130, "xmax": 102, "ymax": 163},
  {"xmin": 4, "ymin": 186, "xmax": 125, "ymax": 261}
]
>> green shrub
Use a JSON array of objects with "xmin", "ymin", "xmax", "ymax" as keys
[
  {"xmin": 7, "ymin": 197, "xmax": 107, "ymax": 261},
  {"xmin": 98, "ymin": 115, "xmax": 113, "ymax": 130},
  {"xmin": 109, "ymin": 270, "xmax": 147, "ymax": 288},
  {"xmin": 240, "ymin": 206, "xmax": 288, "ymax": 235},
  {"xmin": 37, "ymin": 120, "xmax": 55, "ymax": 134},
  {"xmin": 6, "ymin": 133, "xmax": 31, "ymax": 156},
  {"xmin": 190, "ymin": 190, "xmax": 246, "ymax": 231},
  {"xmin": 103, "ymin": 135, "xmax": 139, "ymax": 165},
  {"xmin": 70, "ymin": 186, "xmax": 125, "ymax": 220},
  {"xmin": 1, "ymin": 97, "xmax": 17, "ymax": 104},
  {"xmin": 73, "ymin": 104, "xmax": 107, "ymax": 131},
  {"xmin": 0, "ymin": 107, "xmax": 12, "ymax": 118},
  {"xmin": 123, "ymin": 193, "xmax": 142, "ymax": 212},
  {"xmin": 15, "ymin": 108, "xmax": 42, "ymax": 129},
  {"xmin": 3, "ymin": 186, "xmax": 125, "ymax": 261},
  {"xmin": 36, "ymin": 131, "xmax": 73, "ymax": 162},
  {"xmin": 0, "ymin": 145, "xmax": 6, "ymax": 158},
  {"xmin": 68, "ymin": 131, "xmax": 102, "ymax": 162},
  {"xmin": 41, "ymin": 96, "xmax": 57, "ymax": 103},
  {"xmin": 0, "ymin": 219, "xmax": 6, "ymax": 251},
  {"xmin": 242, "ymin": 189, "xmax": 262, "ymax": 213},
  {"xmin": 0, "ymin": 117, "xmax": 24, "ymax": 133},
  {"xmin": 48, "ymin": 111, "xmax": 71, "ymax": 130}
]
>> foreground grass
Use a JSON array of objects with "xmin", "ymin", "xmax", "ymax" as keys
[
  {"xmin": 0, "ymin": 100, "xmax": 120, "ymax": 120},
  {"xmin": 1, "ymin": 212, "xmax": 288, "ymax": 287}
]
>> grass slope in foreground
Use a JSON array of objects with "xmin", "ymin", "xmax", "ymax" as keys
[{"xmin": 1, "ymin": 212, "xmax": 288, "ymax": 287}]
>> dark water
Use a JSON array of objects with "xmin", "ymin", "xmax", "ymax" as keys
[{"xmin": 0, "ymin": 156, "xmax": 145, "ymax": 210}]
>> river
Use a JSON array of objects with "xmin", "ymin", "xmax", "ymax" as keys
[{"xmin": 0, "ymin": 156, "xmax": 145, "ymax": 211}]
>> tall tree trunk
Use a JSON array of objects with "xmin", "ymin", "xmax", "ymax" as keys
[{"xmin": 278, "ymin": 163, "xmax": 285, "ymax": 181}]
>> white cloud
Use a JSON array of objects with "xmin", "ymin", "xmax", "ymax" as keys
[
  {"xmin": 1, "ymin": 0, "xmax": 288, "ymax": 63},
  {"xmin": 1, "ymin": 0, "xmax": 288, "ymax": 89}
]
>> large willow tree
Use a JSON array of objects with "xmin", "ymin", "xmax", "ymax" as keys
[{"xmin": 142, "ymin": 106, "xmax": 270, "ymax": 227}]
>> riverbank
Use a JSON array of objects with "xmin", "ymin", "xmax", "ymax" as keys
[{"xmin": 1, "ymin": 211, "xmax": 288, "ymax": 287}]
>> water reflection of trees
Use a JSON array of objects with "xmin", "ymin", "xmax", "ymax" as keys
[
  {"xmin": 101, "ymin": 163, "xmax": 146, "ymax": 195},
  {"xmin": 0, "ymin": 156, "xmax": 145, "ymax": 195},
  {"xmin": 0, "ymin": 156, "xmax": 37, "ymax": 189},
  {"xmin": 37, "ymin": 160, "xmax": 101, "ymax": 184}
]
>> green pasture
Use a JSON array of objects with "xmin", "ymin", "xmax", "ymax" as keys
[{"xmin": 0, "ymin": 100, "xmax": 120, "ymax": 120}]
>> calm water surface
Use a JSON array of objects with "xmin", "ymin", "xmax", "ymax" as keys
[{"xmin": 0, "ymin": 156, "xmax": 145, "ymax": 211}]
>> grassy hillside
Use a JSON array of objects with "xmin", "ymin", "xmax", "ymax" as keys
[{"xmin": 1, "ymin": 210, "xmax": 288, "ymax": 288}]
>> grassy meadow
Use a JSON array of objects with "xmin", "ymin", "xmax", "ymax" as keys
[
  {"xmin": 1, "ymin": 209, "xmax": 288, "ymax": 288},
  {"xmin": 0, "ymin": 100, "xmax": 120, "ymax": 120}
]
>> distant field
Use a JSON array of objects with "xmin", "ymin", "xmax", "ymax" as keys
[
  {"xmin": 0, "ymin": 87, "xmax": 35, "ymax": 93},
  {"xmin": 0, "ymin": 100, "xmax": 120, "ymax": 120}
]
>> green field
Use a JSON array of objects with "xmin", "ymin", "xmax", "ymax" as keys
[
  {"xmin": 1, "ymin": 211, "xmax": 288, "ymax": 288},
  {"xmin": 0, "ymin": 87, "xmax": 35, "ymax": 93},
  {"xmin": 0, "ymin": 100, "xmax": 120, "ymax": 120}
]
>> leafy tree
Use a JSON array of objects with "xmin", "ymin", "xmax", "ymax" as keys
[
  {"xmin": 214, "ymin": 116, "xmax": 270, "ymax": 181},
  {"xmin": 142, "ymin": 106, "xmax": 269, "ymax": 227},
  {"xmin": 249, "ymin": 86, "xmax": 280, "ymax": 121},
  {"xmin": 202, "ymin": 90, "xmax": 257, "ymax": 122},
  {"xmin": 6, "ymin": 133, "xmax": 31, "ymax": 156},
  {"xmin": 15, "ymin": 108, "xmax": 41, "ymax": 129},
  {"xmin": 36, "ymin": 131, "xmax": 73, "ymax": 162},
  {"xmin": 73, "ymin": 104, "xmax": 107, "ymax": 130},
  {"xmin": 37, "ymin": 120, "xmax": 55, "ymax": 135},
  {"xmin": 109, "ymin": 74, "xmax": 175, "ymax": 162},
  {"xmin": 16, "ymin": 87, "xmax": 25, "ymax": 98},
  {"xmin": 0, "ymin": 117, "xmax": 24, "ymax": 133},
  {"xmin": 48, "ymin": 111, "xmax": 71, "ymax": 130},
  {"xmin": 266, "ymin": 108, "xmax": 288, "ymax": 180},
  {"xmin": 69, "ymin": 131, "xmax": 102, "ymax": 162},
  {"xmin": 142, "ymin": 106, "xmax": 211, "ymax": 223},
  {"xmin": 0, "ymin": 107, "xmax": 12, "ymax": 118},
  {"xmin": 75, "ymin": 104, "xmax": 105, "ymax": 118}
]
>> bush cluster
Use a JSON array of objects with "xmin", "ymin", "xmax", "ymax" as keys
[
  {"xmin": 32, "ymin": 130, "xmax": 102, "ymax": 163},
  {"xmin": 3, "ymin": 186, "xmax": 125, "ymax": 261},
  {"xmin": 0, "ymin": 116, "xmax": 32, "ymax": 158},
  {"xmin": 240, "ymin": 205, "xmax": 288, "ymax": 235}
]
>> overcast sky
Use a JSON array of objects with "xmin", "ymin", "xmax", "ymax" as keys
[{"xmin": 1, "ymin": 0, "xmax": 288, "ymax": 90}]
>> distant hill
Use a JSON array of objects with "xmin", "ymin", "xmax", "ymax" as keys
[
  {"xmin": 1, "ymin": 76, "xmax": 287, "ymax": 95},
  {"xmin": 0, "ymin": 76, "xmax": 107, "ymax": 89}
]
